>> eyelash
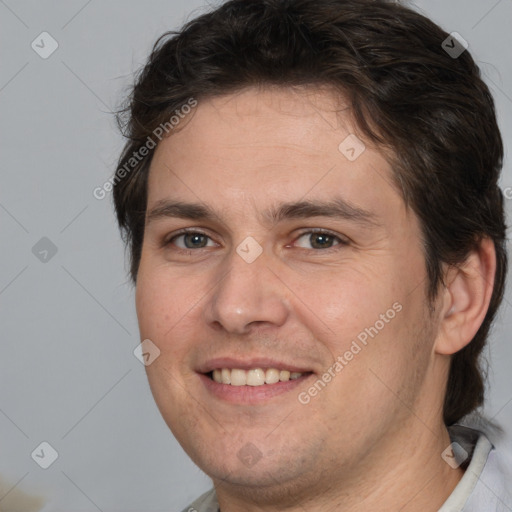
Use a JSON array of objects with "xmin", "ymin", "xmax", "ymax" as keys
[{"xmin": 163, "ymin": 228, "xmax": 348, "ymax": 253}]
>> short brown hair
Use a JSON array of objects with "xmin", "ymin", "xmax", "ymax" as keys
[{"xmin": 113, "ymin": 0, "xmax": 508, "ymax": 425}]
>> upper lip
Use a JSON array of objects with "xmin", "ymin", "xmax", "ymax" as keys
[{"xmin": 197, "ymin": 357, "xmax": 314, "ymax": 374}]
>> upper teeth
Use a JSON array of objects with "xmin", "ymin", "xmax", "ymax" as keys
[{"xmin": 212, "ymin": 368, "xmax": 304, "ymax": 386}]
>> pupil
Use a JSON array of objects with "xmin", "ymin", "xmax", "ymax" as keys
[
  {"xmin": 312, "ymin": 234, "xmax": 332, "ymax": 249},
  {"xmin": 185, "ymin": 233, "xmax": 206, "ymax": 248}
]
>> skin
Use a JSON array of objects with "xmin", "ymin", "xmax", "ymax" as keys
[{"xmin": 135, "ymin": 85, "xmax": 496, "ymax": 511}]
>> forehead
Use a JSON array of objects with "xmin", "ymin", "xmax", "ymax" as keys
[{"xmin": 146, "ymin": 86, "xmax": 406, "ymax": 225}]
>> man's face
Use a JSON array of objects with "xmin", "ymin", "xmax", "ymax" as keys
[{"xmin": 135, "ymin": 87, "xmax": 444, "ymax": 498}]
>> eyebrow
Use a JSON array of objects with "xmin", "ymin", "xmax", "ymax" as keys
[
  {"xmin": 146, "ymin": 200, "xmax": 224, "ymax": 225},
  {"xmin": 263, "ymin": 198, "xmax": 381, "ymax": 228},
  {"xmin": 145, "ymin": 197, "xmax": 381, "ymax": 228}
]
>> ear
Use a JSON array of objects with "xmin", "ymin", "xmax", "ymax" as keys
[{"xmin": 435, "ymin": 238, "xmax": 497, "ymax": 356}]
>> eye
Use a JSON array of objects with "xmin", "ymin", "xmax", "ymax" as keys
[
  {"xmin": 166, "ymin": 230, "xmax": 217, "ymax": 250},
  {"xmin": 293, "ymin": 230, "xmax": 347, "ymax": 250}
]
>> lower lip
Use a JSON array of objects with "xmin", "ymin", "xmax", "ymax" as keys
[{"xmin": 199, "ymin": 373, "xmax": 313, "ymax": 404}]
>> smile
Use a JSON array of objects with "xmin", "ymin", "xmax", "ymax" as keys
[{"xmin": 210, "ymin": 368, "xmax": 306, "ymax": 386}]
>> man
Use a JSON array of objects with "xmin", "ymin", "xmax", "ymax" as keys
[{"xmin": 113, "ymin": 0, "xmax": 512, "ymax": 510}]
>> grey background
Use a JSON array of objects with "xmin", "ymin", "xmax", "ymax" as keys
[{"xmin": 0, "ymin": 0, "xmax": 511, "ymax": 510}]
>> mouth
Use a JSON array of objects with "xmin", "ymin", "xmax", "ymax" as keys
[
  {"xmin": 198, "ymin": 361, "xmax": 314, "ymax": 404},
  {"xmin": 207, "ymin": 367, "xmax": 311, "ymax": 386}
]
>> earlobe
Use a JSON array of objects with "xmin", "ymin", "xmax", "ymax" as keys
[{"xmin": 435, "ymin": 238, "xmax": 496, "ymax": 356}]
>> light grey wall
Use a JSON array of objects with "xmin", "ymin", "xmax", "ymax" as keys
[{"xmin": 0, "ymin": 0, "xmax": 510, "ymax": 510}]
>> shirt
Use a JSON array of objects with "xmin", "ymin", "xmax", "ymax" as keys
[{"xmin": 181, "ymin": 416, "xmax": 512, "ymax": 512}]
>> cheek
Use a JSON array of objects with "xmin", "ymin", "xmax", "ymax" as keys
[
  {"xmin": 135, "ymin": 266, "xmax": 200, "ymax": 341},
  {"xmin": 135, "ymin": 281, "xmax": 168, "ymax": 339},
  {"xmin": 295, "ymin": 264, "xmax": 401, "ymax": 346},
  {"xmin": 326, "ymin": 294, "xmax": 432, "ymax": 415},
  {"xmin": 304, "ymin": 259, "xmax": 428, "ymax": 391}
]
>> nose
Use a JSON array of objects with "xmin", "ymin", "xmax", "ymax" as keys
[{"xmin": 203, "ymin": 247, "xmax": 290, "ymax": 335}]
